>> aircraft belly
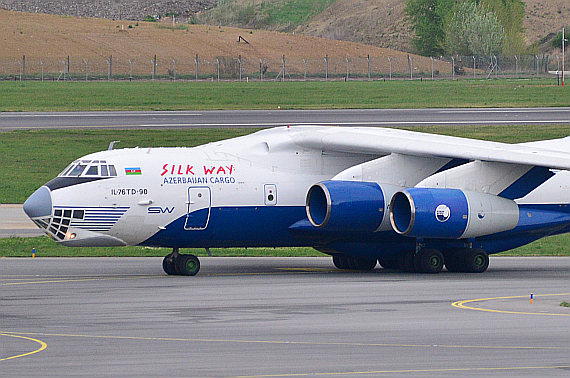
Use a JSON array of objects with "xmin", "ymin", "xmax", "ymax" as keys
[{"xmin": 140, "ymin": 205, "xmax": 309, "ymax": 248}]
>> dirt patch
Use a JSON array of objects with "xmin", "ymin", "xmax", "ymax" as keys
[{"xmin": 0, "ymin": 9, "xmax": 451, "ymax": 77}]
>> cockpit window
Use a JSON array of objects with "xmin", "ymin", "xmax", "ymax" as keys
[
  {"xmin": 58, "ymin": 161, "xmax": 117, "ymax": 178},
  {"xmin": 85, "ymin": 166, "xmax": 99, "ymax": 176},
  {"xmin": 68, "ymin": 165, "xmax": 87, "ymax": 177},
  {"xmin": 60, "ymin": 163, "xmax": 75, "ymax": 177},
  {"xmin": 109, "ymin": 165, "xmax": 117, "ymax": 176}
]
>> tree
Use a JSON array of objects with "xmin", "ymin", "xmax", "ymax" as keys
[
  {"xmin": 480, "ymin": 0, "xmax": 526, "ymax": 55},
  {"xmin": 445, "ymin": 1, "xmax": 505, "ymax": 56},
  {"xmin": 552, "ymin": 31, "xmax": 569, "ymax": 49},
  {"xmin": 405, "ymin": 0, "xmax": 455, "ymax": 56}
]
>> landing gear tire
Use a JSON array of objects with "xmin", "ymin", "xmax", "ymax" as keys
[
  {"xmin": 464, "ymin": 248, "xmax": 489, "ymax": 273},
  {"xmin": 414, "ymin": 249, "xmax": 444, "ymax": 274},
  {"xmin": 348, "ymin": 257, "xmax": 377, "ymax": 271},
  {"xmin": 333, "ymin": 255, "xmax": 350, "ymax": 270},
  {"xmin": 175, "ymin": 254, "xmax": 201, "ymax": 276},
  {"xmin": 397, "ymin": 250, "xmax": 416, "ymax": 272},
  {"xmin": 162, "ymin": 254, "xmax": 177, "ymax": 275},
  {"xmin": 444, "ymin": 249, "xmax": 466, "ymax": 272}
]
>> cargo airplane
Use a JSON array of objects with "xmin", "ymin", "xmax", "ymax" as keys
[{"xmin": 23, "ymin": 126, "xmax": 570, "ymax": 275}]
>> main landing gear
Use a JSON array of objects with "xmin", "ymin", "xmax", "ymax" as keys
[
  {"xmin": 332, "ymin": 255, "xmax": 377, "ymax": 271},
  {"xmin": 444, "ymin": 248, "xmax": 489, "ymax": 273},
  {"xmin": 331, "ymin": 247, "xmax": 490, "ymax": 274},
  {"xmin": 395, "ymin": 247, "xmax": 489, "ymax": 273},
  {"xmin": 162, "ymin": 248, "xmax": 201, "ymax": 276}
]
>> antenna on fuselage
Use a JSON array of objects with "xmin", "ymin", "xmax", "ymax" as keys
[{"xmin": 108, "ymin": 140, "xmax": 121, "ymax": 150}]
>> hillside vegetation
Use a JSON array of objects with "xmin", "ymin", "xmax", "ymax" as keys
[
  {"xmin": 1, "ymin": 0, "xmax": 568, "ymax": 54},
  {"xmin": 197, "ymin": 0, "xmax": 570, "ymax": 53}
]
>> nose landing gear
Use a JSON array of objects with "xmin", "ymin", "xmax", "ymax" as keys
[{"xmin": 162, "ymin": 248, "xmax": 201, "ymax": 276}]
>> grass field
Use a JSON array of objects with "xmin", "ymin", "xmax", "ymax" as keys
[{"xmin": 0, "ymin": 78, "xmax": 568, "ymax": 112}]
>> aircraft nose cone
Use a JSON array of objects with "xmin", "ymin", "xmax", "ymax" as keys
[{"xmin": 23, "ymin": 186, "xmax": 52, "ymax": 218}]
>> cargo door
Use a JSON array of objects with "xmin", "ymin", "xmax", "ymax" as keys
[{"xmin": 184, "ymin": 187, "xmax": 211, "ymax": 230}]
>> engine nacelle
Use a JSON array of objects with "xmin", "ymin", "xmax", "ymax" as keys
[
  {"xmin": 306, "ymin": 181, "xmax": 386, "ymax": 232},
  {"xmin": 390, "ymin": 188, "xmax": 519, "ymax": 239}
]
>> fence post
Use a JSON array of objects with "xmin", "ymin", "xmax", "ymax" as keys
[
  {"xmin": 303, "ymin": 59, "xmax": 307, "ymax": 81},
  {"xmin": 345, "ymin": 55, "xmax": 349, "ymax": 81},
  {"xmin": 514, "ymin": 55, "xmax": 518, "ymax": 77},
  {"xmin": 535, "ymin": 55, "xmax": 539, "ymax": 76},
  {"xmin": 172, "ymin": 59, "xmax": 176, "ymax": 81},
  {"xmin": 408, "ymin": 55, "xmax": 413, "ymax": 80},
  {"xmin": 260, "ymin": 59, "xmax": 263, "ymax": 81},
  {"xmin": 367, "ymin": 55, "xmax": 371, "ymax": 81},
  {"xmin": 84, "ymin": 59, "xmax": 88, "ymax": 81},
  {"xmin": 388, "ymin": 57, "xmax": 392, "ymax": 80},
  {"xmin": 195, "ymin": 54, "xmax": 198, "ymax": 81},
  {"xmin": 282, "ymin": 55, "xmax": 285, "ymax": 82},
  {"xmin": 325, "ymin": 55, "xmax": 328, "ymax": 81},
  {"xmin": 40, "ymin": 60, "xmax": 44, "ymax": 81},
  {"xmin": 217, "ymin": 58, "xmax": 220, "ymax": 82},
  {"xmin": 431, "ymin": 57, "xmax": 434, "ymax": 80},
  {"xmin": 451, "ymin": 56, "xmax": 455, "ymax": 80},
  {"xmin": 239, "ymin": 55, "xmax": 242, "ymax": 82},
  {"xmin": 129, "ymin": 60, "xmax": 133, "ymax": 81}
]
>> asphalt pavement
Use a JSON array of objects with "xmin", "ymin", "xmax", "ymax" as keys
[
  {"xmin": 1, "ymin": 257, "xmax": 569, "ymax": 377},
  {"xmin": 1, "ymin": 108, "xmax": 568, "ymax": 131}
]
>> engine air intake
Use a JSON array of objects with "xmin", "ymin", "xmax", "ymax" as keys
[{"xmin": 306, "ymin": 181, "xmax": 385, "ymax": 232}]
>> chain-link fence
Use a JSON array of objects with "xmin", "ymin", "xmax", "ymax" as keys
[{"xmin": 1, "ymin": 54, "xmax": 565, "ymax": 81}]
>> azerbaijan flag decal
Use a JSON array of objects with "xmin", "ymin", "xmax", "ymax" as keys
[{"xmin": 125, "ymin": 167, "xmax": 142, "ymax": 175}]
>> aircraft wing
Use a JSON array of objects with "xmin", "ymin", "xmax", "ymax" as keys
[{"xmin": 292, "ymin": 127, "xmax": 570, "ymax": 170}]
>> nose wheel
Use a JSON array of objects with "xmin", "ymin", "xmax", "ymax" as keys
[{"xmin": 163, "ymin": 248, "xmax": 201, "ymax": 276}]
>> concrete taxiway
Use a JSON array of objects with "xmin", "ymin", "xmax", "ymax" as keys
[
  {"xmin": 0, "ymin": 204, "xmax": 42, "ymax": 238},
  {"xmin": 1, "ymin": 257, "xmax": 569, "ymax": 377}
]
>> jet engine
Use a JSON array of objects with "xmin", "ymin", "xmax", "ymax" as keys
[
  {"xmin": 306, "ymin": 180, "xmax": 386, "ymax": 232},
  {"xmin": 390, "ymin": 188, "xmax": 519, "ymax": 239}
]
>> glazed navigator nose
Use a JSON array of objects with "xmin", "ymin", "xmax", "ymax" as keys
[{"xmin": 23, "ymin": 186, "xmax": 52, "ymax": 219}]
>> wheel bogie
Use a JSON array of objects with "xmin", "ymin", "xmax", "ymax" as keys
[
  {"xmin": 414, "ymin": 249, "xmax": 444, "ymax": 274},
  {"xmin": 162, "ymin": 252, "xmax": 201, "ymax": 276},
  {"xmin": 444, "ymin": 248, "xmax": 489, "ymax": 273}
]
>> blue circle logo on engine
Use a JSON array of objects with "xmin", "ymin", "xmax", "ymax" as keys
[{"xmin": 435, "ymin": 204, "xmax": 451, "ymax": 222}]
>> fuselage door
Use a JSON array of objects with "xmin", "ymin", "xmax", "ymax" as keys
[{"xmin": 184, "ymin": 187, "xmax": 211, "ymax": 230}]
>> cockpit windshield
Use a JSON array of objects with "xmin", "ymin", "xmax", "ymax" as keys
[{"xmin": 58, "ymin": 160, "xmax": 118, "ymax": 178}]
